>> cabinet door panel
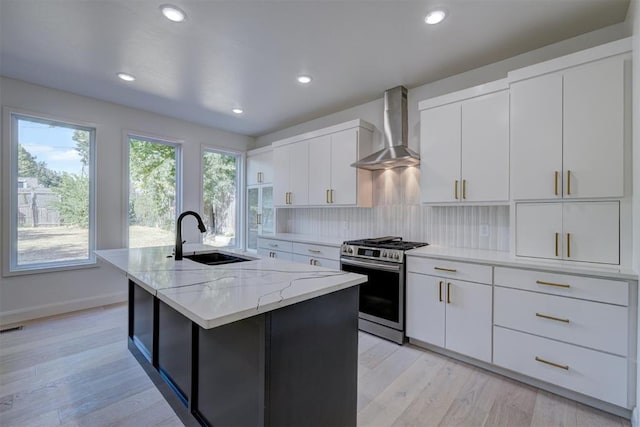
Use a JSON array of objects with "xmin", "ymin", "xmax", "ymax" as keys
[
  {"xmin": 247, "ymin": 151, "xmax": 273, "ymax": 186},
  {"xmin": 461, "ymin": 91, "xmax": 509, "ymax": 202},
  {"xmin": 563, "ymin": 57, "xmax": 624, "ymax": 198},
  {"xmin": 420, "ymin": 104, "xmax": 461, "ymax": 203},
  {"xmin": 563, "ymin": 202, "xmax": 619, "ymax": 264},
  {"xmin": 273, "ymin": 146, "xmax": 290, "ymax": 206},
  {"xmin": 261, "ymin": 186, "xmax": 274, "ymax": 235},
  {"xmin": 330, "ymin": 128, "xmax": 358, "ymax": 205},
  {"xmin": 307, "ymin": 135, "xmax": 332, "ymax": 205},
  {"xmin": 406, "ymin": 273, "xmax": 445, "ymax": 347},
  {"xmin": 510, "ymin": 74, "xmax": 563, "ymax": 200},
  {"xmin": 516, "ymin": 203, "xmax": 563, "ymax": 259},
  {"xmin": 445, "ymin": 280, "xmax": 492, "ymax": 362},
  {"xmin": 288, "ymin": 141, "xmax": 309, "ymax": 206},
  {"xmin": 247, "ymin": 187, "xmax": 259, "ymax": 251}
]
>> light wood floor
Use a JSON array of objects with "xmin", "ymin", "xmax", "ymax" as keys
[{"xmin": 0, "ymin": 304, "xmax": 631, "ymax": 427}]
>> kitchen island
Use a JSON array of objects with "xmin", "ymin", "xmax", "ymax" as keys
[{"xmin": 96, "ymin": 245, "xmax": 365, "ymax": 427}]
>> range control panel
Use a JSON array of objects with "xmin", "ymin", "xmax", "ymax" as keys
[{"xmin": 340, "ymin": 244, "xmax": 404, "ymax": 263}]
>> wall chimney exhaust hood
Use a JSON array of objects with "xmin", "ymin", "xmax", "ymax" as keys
[{"xmin": 351, "ymin": 85, "xmax": 420, "ymax": 170}]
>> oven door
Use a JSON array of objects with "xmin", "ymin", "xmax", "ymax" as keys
[{"xmin": 340, "ymin": 257, "xmax": 403, "ymax": 330}]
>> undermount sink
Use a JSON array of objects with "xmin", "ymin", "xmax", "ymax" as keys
[{"xmin": 184, "ymin": 252, "xmax": 249, "ymax": 266}]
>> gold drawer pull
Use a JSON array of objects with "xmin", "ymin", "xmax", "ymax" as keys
[
  {"xmin": 554, "ymin": 171, "xmax": 559, "ymax": 196},
  {"xmin": 535, "ymin": 356, "xmax": 569, "ymax": 371},
  {"xmin": 566, "ymin": 170, "xmax": 571, "ymax": 195},
  {"xmin": 536, "ymin": 313, "xmax": 570, "ymax": 323},
  {"xmin": 566, "ymin": 233, "xmax": 571, "ymax": 258},
  {"xmin": 438, "ymin": 281, "xmax": 443, "ymax": 302},
  {"xmin": 269, "ymin": 243, "xmax": 278, "ymax": 248},
  {"xmin": 554, "ymin": 232, "xmax": 559, "ymax": 257},
  {"xmin": 536, "ymin": 280, "xmax": 570, "ymax": 289},
  {"xmin": 308, "ymin": 249, "xmax": 321, "ymax": 254},
  {"xmin": 434, "ymin": 267, "xmax": 457, "ymax": 273}
]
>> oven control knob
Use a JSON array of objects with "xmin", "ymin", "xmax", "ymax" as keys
[
  {"xmin": 348, "ymin": 247, "xmax": 353, "ymax": 254},
  {"xmin": 393, "ymin": 253, "xmax": 400, "ymax": 260},
  {"xmin": 382, "ymin": 251, "xmax": 387, "ymax": 258}
]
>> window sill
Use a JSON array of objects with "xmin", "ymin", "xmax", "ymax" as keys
[{"xmin": 3, "ymin": 259, "xmax": 99, "ymax": 278}]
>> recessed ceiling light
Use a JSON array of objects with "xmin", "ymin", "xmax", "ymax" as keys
[
  {"xmin": 424, "ymin": 9, "xmax": 447, "ymax": 25},
  {"xmin": 160, "ymin": 4, "xmax": 186, "ymax": 22},
  {"xmin": 232, "ymin": 108, "xmax": 244, "ymax": 114},
  {"xmin": 117, "ymin": 72, "xmax": 136, "ymax": 82},
  {"xmin": 297, "ymin": 75, "xmax": 312, "ymax": 84}
]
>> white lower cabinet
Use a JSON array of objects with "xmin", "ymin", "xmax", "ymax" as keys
[
  {"xmin": 494, "ymin": 326, "xmax": 627, "ymax": 407},
  {"xmin": 257, "ymin": 237, "xmax": 340, "ymax": 268},
  {"xmin": 406, "ymin": 270, "xmax": 492, "ymax": 363},
  {"xmin": 493, "ymin": 266, "xmax": 631, "ymax": 408}
]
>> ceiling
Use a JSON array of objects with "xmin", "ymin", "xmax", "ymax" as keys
[{"xmin": 0, "ymin": 0, "xmax": 631, "ymax": 137}]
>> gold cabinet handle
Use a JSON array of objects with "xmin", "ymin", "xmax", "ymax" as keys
[
  {"xmin": 554, "ymin": 171, "xmax": 559, "ymax": 196},
  {"xmin": 566, "ymin": 233, "xmax": 571, "ymax": 258},
  {"xmin": 535, "ymin": 356, "xmax": 569, "ymax": 371},
  {"xmin": 536, "ymin": 312, "xmax": 570, "ymax": 323},
  {"xmin": 446, "ymin": 282, "xmax": 451, "ymax": 304},
  {"xmin": 454, "ymin": 180, "xmax": 459, "ymax": 200},
  {"xmin": 309, "ymin": 259, "xmax": 314, "ymax": 265},
  {"xmin": 326, "ymin": 189, "xmax": 330, "ymax": 204},
  {"xmin": 269, "ymin": 243, "xmax": 278, "ymax": 248},
  {"xmin": 566, "ymin": 170, "xmax": 571, "ymax": 195},
  {"xmin": 308, "ymin": 249, "xmax": 321, "ymax": 254},
  {"xmin": 554, "ymin": 232, "xmax": 559, "ymax": 257},
  {"xmin": 535, "ymin": 280, "xmax": 570, "ymax": 289},
  {"xmin": 438, "ymin": 281, "xmax": 443, "ymax": 302},
  {"xmin": 434, "ymin": 267, "xmax": 457, "ymax": 273},
  {"xmin": 257, "ymin": 172, "xmax": 263, "ymax": 183},
  {"xmin": 330, "ymin": 189, "xmax": 334, "ymax": 204},
  {"xmin": 462, "ymin": 179, "xmax": 466, "ymax": 200},
  {"xmin": 256, "ymin": 214, "xmax": 262, "ymax": 225}
]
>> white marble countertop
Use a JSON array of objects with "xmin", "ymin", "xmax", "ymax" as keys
[
  {"xmin": 95, "ymin": 245, "xmax": 366, "ymax": 329},
  {"xmin": 257, "ymin": 233, "xmax": 348, "ymax": 247},
  {"xmin": 406, "ymin": 245, "xmax": 638, "ymax": 280}
]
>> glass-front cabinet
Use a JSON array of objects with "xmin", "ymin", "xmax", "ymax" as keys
[
  {"xmin": 247, "ymin": 186, "xmax": 274, "ymax": 251},
  {"xmin": 246, "ymin": 147, "xmax": 274, "ymax": 251}
]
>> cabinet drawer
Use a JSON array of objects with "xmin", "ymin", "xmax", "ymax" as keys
[
  {"xmin": 494, "ymin": 267, "xmax": 628, "ymax": 305},
  {"xmin": 292, "ymin": 242, "xmax": 340, "ymax": 261},
  {"xmin": 494, "ymin": 326, "xmax": 627, "ymax": 407},
  {"xmin": 291, "ymin": 254, "xmax": 340, "ymax": 270},
  {"xmin": 494, "ymin": 287, "xmax": 628, "ymax": 356},
  {"xmin": 406, "ymin": 257, "xmax": 492, "ymax": 284},
  {"xmin": 257, "ymin": 248, "xmax": 293, "ymax": 261},
  {"xmin": 257, "ymin": 238, "xmax": 293, "ymax": 253}
]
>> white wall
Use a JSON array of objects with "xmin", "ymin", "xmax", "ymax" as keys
[
  {"xmin": 258, "ymin": 23, "xmax": 632, "ymax": 252},
  {"xmin": 0, "ymin": 77, "xmax": 253, "ymax": 324}
]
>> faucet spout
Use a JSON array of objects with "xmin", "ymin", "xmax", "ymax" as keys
[{"xmin": 175, "ymin": 211, "xmax": 207, "ymax": 260}]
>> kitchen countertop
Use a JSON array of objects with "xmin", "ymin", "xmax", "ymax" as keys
[
  {"xmin": 95, "ymin": 244, "xmax": 366, "ymax": 329},
  {"xmin": 406, "ymin": 245, "xmax": 638, "ymax": 280},
  {"xmin": 258, "ymin": 233, "xmax": 349, "ymax": 247}
]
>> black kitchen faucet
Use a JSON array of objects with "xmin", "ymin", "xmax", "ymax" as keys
[{"xmin": 175, "ymin": 211, "xmax": 206, "ymax": 260}]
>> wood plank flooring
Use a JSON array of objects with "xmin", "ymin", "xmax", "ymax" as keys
[{"xmin": 0, "ymin": 304, "xmax": 631, "ymax": 426}]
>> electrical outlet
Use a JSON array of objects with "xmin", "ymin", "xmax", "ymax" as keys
[{"xmin": 479, "ymin": 224, "xmax": 489, "ymax": 237}]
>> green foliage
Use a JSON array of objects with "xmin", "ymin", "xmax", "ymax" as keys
[
  {"xmin": 202, "ymin": 151, "xmax": 236, "ymax": 235},
  {"xmin": 128, "ymin": 139, "xmax": 176, "ymax": 230},
  {"xmin": 72, "ymin": 130, "xmax": 90, "ymax": 169},
  {"xmin": 17, "ymin": 144, "xmax": 61, "ymax": 188},
  {"xmin": 51, "ymin": 172, "xmax": 89, "ymax": 227}
]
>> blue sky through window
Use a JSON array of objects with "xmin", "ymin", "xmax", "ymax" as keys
[{"xmin": 18, "ymin": 119, "xmax": 83, "ymax": 174}]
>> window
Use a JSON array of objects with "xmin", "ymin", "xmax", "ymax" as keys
[
  {"xmin": 127, "ymin": 135, "xmax": 181, "ymax": 248},
  {"xmin": 201, "ymin": 148, "xmax": 241, "ymax": 248},
  {"xmin": 4, "ymin": 112, "xmax": 96, "ymax": 273}
]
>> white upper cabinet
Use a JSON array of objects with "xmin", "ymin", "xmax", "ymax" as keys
[
  {"xmin": 246, "ymin": 148, "xmax": 273, "ymax": 186},
  {"xmin": 511, "ymin": 55, "xmax": 625, "ymax": 200},
  {"xmin": 419, "ymin": 82, "xmax": 509, "ymax": 204},
  {"xmin": 272, "ymin": 120, "xmax": 374, "ymax": 208},
  {"xmin": 515, "ymin": 201, "xmax": 619, "ymax": 264}
]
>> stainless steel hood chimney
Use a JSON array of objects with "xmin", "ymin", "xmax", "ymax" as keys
[{"xmin": 351, "ymin": 85, "xmax": 420, "ymax": 170}]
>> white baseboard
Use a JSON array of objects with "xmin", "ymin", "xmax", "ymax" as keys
[
  {"xmin": 633, "ymin": 406, "xmax": 639, "ymax": 427},
  {"xmin": 0, "ymin": 292, "xmax": 127, "ymax": 326}
]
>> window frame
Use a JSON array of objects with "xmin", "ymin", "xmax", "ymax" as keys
[
  {"xmin": 200, "ymin": 145, "xmax": 245, "ymax": 250},
  {"xmin": 124, "ymin": 132, "xmax": 183, "ymax": 249},
  {"xmin": 2, "ymin": 107, "xmax": 97, "ymax": 276}
]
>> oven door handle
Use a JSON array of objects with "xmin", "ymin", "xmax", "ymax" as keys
[{"xmin": 340, "ymin": 258, "xmax": 402, "ymax": 272}]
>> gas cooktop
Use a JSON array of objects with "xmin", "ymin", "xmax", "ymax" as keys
[
  {"xmin": 343, "ymin": 236, "xmax": 429, "ymax": 251},
  {"xmin": 341, "ymin": 237, "xmax": 429, "ymax": 263}
]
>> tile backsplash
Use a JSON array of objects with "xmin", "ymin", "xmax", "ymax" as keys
[{"xmin": 275, "ymin": 167, "xmax": 509, "ymax": 251}]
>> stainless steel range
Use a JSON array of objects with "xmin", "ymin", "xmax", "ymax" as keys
[{"xmin": 340, "ymin": 237, "xmax": 428, "ymax": 344}]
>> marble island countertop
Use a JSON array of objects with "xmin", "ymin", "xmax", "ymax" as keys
[{"xmin": 95, "ymin": 244, "xmax": 366, "ymax": 329}]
